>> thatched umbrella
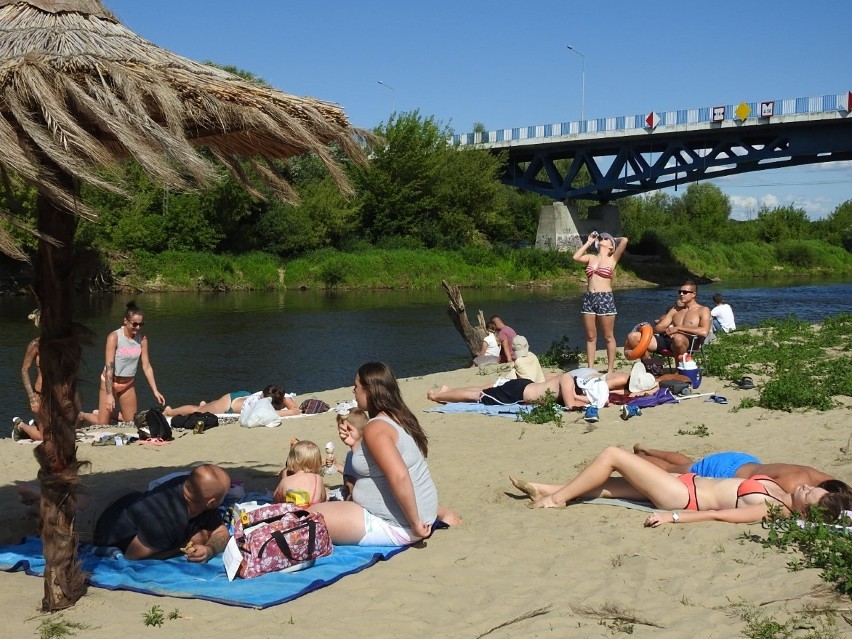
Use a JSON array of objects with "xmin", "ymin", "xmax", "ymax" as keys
[{"xmin": 0, "ymin": 0, "xmax": 364, "ymax": 610}]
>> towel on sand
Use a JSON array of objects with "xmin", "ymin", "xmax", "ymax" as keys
[{"xmin": 0, "ymin": 537, "xmax": 406, "ymax": 609}]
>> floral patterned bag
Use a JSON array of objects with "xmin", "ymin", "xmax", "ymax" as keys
[{"xmin": 233, "ymin": 503, "xmax": 333, "ymax": 578}]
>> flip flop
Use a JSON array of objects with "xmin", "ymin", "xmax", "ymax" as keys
[{"xmin": 705, "ymin": 395, "xmax": 728, "ymax": 404}]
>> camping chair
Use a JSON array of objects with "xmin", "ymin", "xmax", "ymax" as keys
[{"xmin": 658, "ymin": 333, "xmax": 708, "ymax": 373}]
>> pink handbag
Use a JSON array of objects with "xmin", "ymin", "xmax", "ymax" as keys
[{"xmin": 233, "ymin": 503, "xmax": 333, "ymax": 578}]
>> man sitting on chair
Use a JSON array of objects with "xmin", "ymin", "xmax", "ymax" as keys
[{"xmin": 625, "ymin": 280, "xmax": 711, "ymax": 359}]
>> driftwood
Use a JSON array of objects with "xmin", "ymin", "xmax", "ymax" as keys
[{"xmin": 441, "ymin": 280, "xmax": 487, "ymax": 357}]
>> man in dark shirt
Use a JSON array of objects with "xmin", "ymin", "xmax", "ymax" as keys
[{"xmin": 90, "ymin": 464, "xmax": 231, "ymax": 562}]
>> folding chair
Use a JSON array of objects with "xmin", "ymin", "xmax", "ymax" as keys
[{"xmin": 658, "ymin": 333, "xmax": 708, "ymax": 373}]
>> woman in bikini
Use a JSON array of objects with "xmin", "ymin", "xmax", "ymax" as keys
[
  {"xmin": 510, "ymin": 446, "xmax": 851, "ymax": 526},
  {"xmin": 163, "ymin": 384, "xmax": 300, "ymax": 417},
  {"xmin": 79, "ymin": 301, "xmax": 164, "ymax": 425},
  {"xmin": 573, "ymin": 231, "xmax": 629, "ymax": 374}
]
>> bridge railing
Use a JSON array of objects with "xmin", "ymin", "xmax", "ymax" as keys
[{"xmin": 452, "ymin": 92, "xmax": 850, "ymax": 146}]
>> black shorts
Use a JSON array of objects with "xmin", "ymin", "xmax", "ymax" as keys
[
  {"xmin": 480, "ymin": 379, "xmax": 533, "ymax": 405},
  {"xmin": 656, "ymin": 333, "xmax": 704, "ymax": 353}
]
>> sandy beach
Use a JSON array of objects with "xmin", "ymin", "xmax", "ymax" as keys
[{"xmin": 2, "ymin": 361, "xmax": 850, "ymax": 638}]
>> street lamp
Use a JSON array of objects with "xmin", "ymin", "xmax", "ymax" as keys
[
  {"xmin": 377, "ymin": 80, "xmax": 396, "ymax": 114},
  {"xmin": 566, "ymin": 44, "xmax": 585, "ymax": 126}
]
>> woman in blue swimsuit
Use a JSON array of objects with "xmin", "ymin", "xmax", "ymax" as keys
[{"xmin": 510, "ymin": 446, "xmax": 851, "ymax": 527}]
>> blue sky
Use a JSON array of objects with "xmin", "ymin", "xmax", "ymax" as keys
[{"xmin": 105, "ymin": 0, "xmax": 851, "ymax": 220}]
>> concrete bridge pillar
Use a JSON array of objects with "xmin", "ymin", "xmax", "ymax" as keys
[{"xmin": 535, "ymin": 201, "xmax": 623, "ymax": 251}]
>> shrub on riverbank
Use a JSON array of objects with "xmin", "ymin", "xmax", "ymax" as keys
[{"xmin": 670, "ymin": 240, "xmax": 851, "ymax": 280}]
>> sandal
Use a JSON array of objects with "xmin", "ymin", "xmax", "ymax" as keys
[
  {"xmin": 731, "ymin": 376, "xmax": 755, "ymax": 390},
  {"xmin": 705, "ymin": 395, "xmax": 728, "ymax": 404}
]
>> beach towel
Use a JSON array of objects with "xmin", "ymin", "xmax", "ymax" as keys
[
  {"xmin": 425, "ymin": 402, "xmax": 530, "ymax": 419},
  {"xmin": 0, "ymin": 537, "xmax": 407, "ymax": 609}
]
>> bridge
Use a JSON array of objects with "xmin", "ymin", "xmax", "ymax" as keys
[{"xmin": 453, "ymin": 91, "xmax": 852, "ymax": 204}]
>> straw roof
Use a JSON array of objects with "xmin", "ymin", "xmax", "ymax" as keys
[{"xmin": 0, "ymin": 0, "xmax": 364, "ymax": 255}]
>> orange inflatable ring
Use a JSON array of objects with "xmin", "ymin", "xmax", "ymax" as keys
[{"xmin": 626, "ymin": 324, "xmax": 653, "ymax": 360}]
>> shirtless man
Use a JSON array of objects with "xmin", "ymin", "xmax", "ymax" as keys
[
  {"xmin": 632, "ymin": 444, "xmax": 850, "ymax": 495},
  {"xmin": 625, "ymin": 280, "xmax": 711, "ymax": 359}
]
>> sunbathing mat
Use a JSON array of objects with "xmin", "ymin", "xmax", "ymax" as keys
[
  {"xmin": 424, "ymin": 402, "xmax": 530, "ymax": 419},
  {"xmin": 0, "ymin": 536, "xmax": 406, "ymax": 609}
]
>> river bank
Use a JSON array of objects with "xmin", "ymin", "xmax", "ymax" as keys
[{"xmin": 2, "ymin": 359, "xmax": 850, "ymax": 637}]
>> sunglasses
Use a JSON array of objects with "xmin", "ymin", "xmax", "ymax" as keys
[
  {"xmin": 677, "ymin": 290, "xmax": 695, "ymax": 296},
  {"xmin": 129, "ymin": 321, "xmax": 145, "ymax": 328}
]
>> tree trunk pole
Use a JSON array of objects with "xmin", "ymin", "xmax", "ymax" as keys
[
  {"xmin": 33, "ymin": 189, "xmax": 86, "ymax": 611},
  {"xmin": 441, "ymin": 280, "xmax": 487, "ymax": 357}
]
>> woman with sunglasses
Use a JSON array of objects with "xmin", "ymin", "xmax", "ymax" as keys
[
  {"xmin": 573, "ymin": 231, "xmax": 629, "ymax": 374},
  {"xmin": 79, "ymin": 301, "xmax": 164, "ymax": 425}
]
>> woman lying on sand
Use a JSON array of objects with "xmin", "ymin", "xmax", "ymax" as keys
[{"xmin": 510, "ymin": 446, "xmax": 852, "ymax": 526}]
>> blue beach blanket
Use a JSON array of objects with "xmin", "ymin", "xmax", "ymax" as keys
[
  {"xmin": 0, "ymin": 537, "xmax": 406, "ymax": 609},
  {"xmin": 424, "ymin": 402, "xmax": 530, "ymax": 419}
]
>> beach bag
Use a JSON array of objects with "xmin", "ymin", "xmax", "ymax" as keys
[
  {"xmin": 299, "ymin": 398, "xmax": 331, "ymax": 414},
  {"xmin": 659, "ymin": 380, "xmax": 691, "ymax": 396},
  {"xmin": 233, "ymin": 503, "xmax": 333, "ymax": 578},
  {"xmin": 169, "ymin": 411, "xmax": 218, "ymax": 432},
  {"xmin": 239, "ymin": 397, "xmax": 281, "ymax": 428},
  {"xmin": 134, "ymin": 407, "xmax": 172, "ymax": 440}
]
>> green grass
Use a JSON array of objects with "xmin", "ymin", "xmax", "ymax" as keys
[{"xmin": 703, "ymin": 313, "xmax": 852, "ymax": 411}]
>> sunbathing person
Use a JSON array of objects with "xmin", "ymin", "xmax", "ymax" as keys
[
  {"xmin": 427, "ymin": 363, "xmax": 657, "ymax": 410},
  {"xmin": 510, "ymin": 446, "xmax": 852, "ymax": 526},
  {"xmin": 632, "ymin": 445, "xmax": 849, "ymax": 495},
  {"xmin": 164, "ymin": 384, "xmax": 300, "ymax": 417}
]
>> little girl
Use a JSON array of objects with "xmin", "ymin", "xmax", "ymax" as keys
[{"xmin": 272, "ymin": 440, "xmax": 327, "ymax": 506}]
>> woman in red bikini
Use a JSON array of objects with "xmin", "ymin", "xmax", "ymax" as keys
[
  {"xmin": 572, "ymin": 231, "xmax": 629, "ymax": 374},
  {"xmin": 510, "ymin": 446, "xmax": 851, "ymax": 526},
  {"xmin": 79, "ymin": 301, "xmax": 164, "ymax": 425}
]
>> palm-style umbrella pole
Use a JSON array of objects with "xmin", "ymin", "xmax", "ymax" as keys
[
  {"xmin": 0, "ymin": 0, "xmax": 364, "ymax": 609},
  {"xmin": 32, "ymin": 184, "xmax": 87, "ymax": 609}
]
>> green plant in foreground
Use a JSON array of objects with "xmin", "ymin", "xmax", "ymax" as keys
[
  {"xmin": 518, "ymin": 389, "xmax": 563, "ymax": 427},
  {"xmin": 142, "ymin": 605, "xmax": 165, "ymax": 627},
  {"xmin": 731, "ymin": 600, "xmax": 839, "ymax": 639},
  {"xmin": 676, "ymin": 424, "xmax": 709, "ymax": 437},
  {"xmin": 751, "ymin": 507, "xmax": 852, "ymax": 594},
  {"xmin": 36, "ymin": 616, "xmax": 91, "ymax": 639},
  {"xmin": 168, "ymin": 608, "xmax": 181, "ymax": 620}
]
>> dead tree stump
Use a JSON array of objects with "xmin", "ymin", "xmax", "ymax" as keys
[{"xmin": 441, "ymin": 280, "xmax": 487, "ymax": 358}]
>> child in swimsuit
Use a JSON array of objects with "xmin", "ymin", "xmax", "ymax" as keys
[
  {"xmin": 335, "ymin": 408, "xmax": 369, "ymax": 500},
  {"xmin": 272, "ymin": 440, "xmax": 327, "ymax": 506}
]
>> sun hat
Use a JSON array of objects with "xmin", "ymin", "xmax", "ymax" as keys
[
  {"xmin": 628, "ymin": 361, "xmax": 657, "ymax": 393},
  {"xmin": 512, "ymin": 335, "xmax": 530, "ymax": 358}
]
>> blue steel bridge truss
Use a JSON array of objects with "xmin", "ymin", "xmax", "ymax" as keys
[
  {"xmin": 454, "ymin": 92, "xmax": 852, "ymax": 203},
  {"xmin": 501, "ymin": 117, "xmax": 852, "ymax": 202}
]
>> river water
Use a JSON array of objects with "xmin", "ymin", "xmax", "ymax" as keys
[{"xmin": 1, "ymin": 278, "xmax": 849, "ymax": 438}]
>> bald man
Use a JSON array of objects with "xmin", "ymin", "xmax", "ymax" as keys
[{"xmin": 88, "ymin": 464, "xmax": 231, "ymax": 562}]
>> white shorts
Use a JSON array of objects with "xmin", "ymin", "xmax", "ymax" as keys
[{"xmin": 359, "ymin": 509, "xmax": 415, "ymax": 547}]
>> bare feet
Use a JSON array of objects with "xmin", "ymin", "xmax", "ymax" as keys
[
  {"xmin": 437, "ymin": 506, "xmax": 462, "ymax": 526},
  {"xmin": 509, "ymin": 475, "xmax": 543, "ymax": 501},
  {"xmin": 426, "ymin": 385, "xmax": 450, "ymax": 402}
]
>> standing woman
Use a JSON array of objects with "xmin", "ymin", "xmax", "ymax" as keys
[
  {"xmin": 572, "ymin": 231, "xmax": 628, "ymax": 373},
  {"xmin": 310, "ymin": 362, "xmax": 438, "ymax": 546},
  {"xmin": 80, "ymin": 301, "xmax": 164, "ymax": 425}
]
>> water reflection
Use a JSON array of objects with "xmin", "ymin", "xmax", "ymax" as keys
[{"xmin": 1, "ymin": 279, "xmax": 849, "ymax": 437}]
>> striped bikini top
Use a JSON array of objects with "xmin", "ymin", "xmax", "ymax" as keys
[{"xmin": 585, "ymin": 264, "xmax": 614, "ymax": 280}]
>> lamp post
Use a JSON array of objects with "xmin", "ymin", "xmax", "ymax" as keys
[
  {"xmin": 566, "ymin": 44, "xmax": 585, "ymax": 126},
  {"xmin": 377, "ymin": 80, "xmax": 396, "ymax": 114}
]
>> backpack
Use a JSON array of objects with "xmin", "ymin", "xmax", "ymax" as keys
[
  {"xmin": 170, "ymin": 411, "xmax": 218, "ymax": 432},
  {"xmin": 134, "ymin": 407, "xmax": 173, "ymax": 441}
]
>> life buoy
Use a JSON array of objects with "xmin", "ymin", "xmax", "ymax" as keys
[{"xmin": 626, "ymin": 324, "xmax": 653, "ymax": 360}]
